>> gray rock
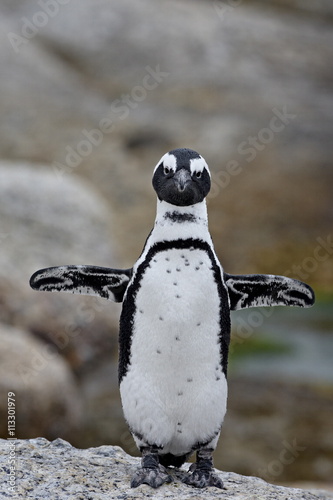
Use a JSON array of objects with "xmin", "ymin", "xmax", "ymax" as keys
[
  {"xmin": 0, "ymin": 325, "xmax": 81, "ymax": 441},
  {"xmin": 255, "ymin": 0, "xmax": 333, "ymax": 17},
  {"xmin": 0, "ymin": 162, "xmax": 122, "ymax": 443},
  {"xmin": 0, "ymin": 162, "xmax": 120, "ymax": 372},
  {"xmin": 1, "ymin": 438, "xmax": 332, "ymax": 499},
  {"xmin": 1, "ymin": 0, "xmax": 332, "ymax": 269},
  {"xmin": 0, "ymin": 10, "xmax": 108, "ymax": 163},
  {"xmin": 0, "ymin": 161, "xmax": 116, "ymax": 274}
]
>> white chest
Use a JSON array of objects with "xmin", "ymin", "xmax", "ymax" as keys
[
  {"xmin": 120, "ymin": 244, "xmax": 228, "ymax": 454},
  {"xmin": 132, "ymin": 246, "xmax": 221, "ymax": 374}
]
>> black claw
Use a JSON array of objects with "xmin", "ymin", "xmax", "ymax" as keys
[{"xmin": 210, "ymin": 474, "xmax": 225, "ymax": 489}]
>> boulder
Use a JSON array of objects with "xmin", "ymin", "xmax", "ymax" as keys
[
  {"xmin": 1, "ymin": 438, "xmax": 332, "ymax": 499},
  {"xmin": 0, "ymin": 162, "xmax": 120, "ymax": 373},
  {"xmin": 0, "ymin": 0, "xmax": 332, "ymax": 276},
  {"xmin": 0, "ymin": 325, "xmax": 81, "ymax": 441},
  {"xmin": 0, "ymin": 161, "xmax": 124, "ymax": 445}
]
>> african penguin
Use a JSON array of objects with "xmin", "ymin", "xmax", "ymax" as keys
[{"xmin": 30, "ymin": 147, "xmax": 315, "ymax": 489}]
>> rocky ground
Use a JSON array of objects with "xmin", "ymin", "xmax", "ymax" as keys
[
  {"xmin": 0, "ymin": 0, "xmax": 332, "ymax": 489},
  {"xmin": 1, "ymin": 438, "xmax": 333, "ymax": 499}
]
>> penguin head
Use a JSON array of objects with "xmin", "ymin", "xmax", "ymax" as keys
[{"xmin": 152, "ymin": 148, "xmax": 211, "ymax": 207}]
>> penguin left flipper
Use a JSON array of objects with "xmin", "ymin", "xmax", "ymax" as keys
[
  {"xmin": 224, "ymin": 273, "xmax": 315, "ymax": 311},
  {"xmin": 30, "ymin": 265, "xmax": 132, "ymax": 303}
]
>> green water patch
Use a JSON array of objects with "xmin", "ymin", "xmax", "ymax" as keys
[{"xmin": 229, "ymin": 333, "xmax": 291, "ymax": 365}]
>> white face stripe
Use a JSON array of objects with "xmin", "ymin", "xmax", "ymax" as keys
[
  {"xmin": 153, "ymin": 152, "xmax": 211, "ymax": 178},
  {"xmin": 190, "ymin": 157, "xmax": 211, "ymax": 178},
  {"xmin": 153, "ymin": 152, "xmax": 177, "ymax": 174}
]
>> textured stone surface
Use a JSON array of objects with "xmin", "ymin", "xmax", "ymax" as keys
[
  {"xmin": 0, "ymin": 162, "xmax": 116, "ymax": 277},
  {"xmin": 0, "ymin": 326, "xmax": 81, "ymax": 441},
  {"xmin": 0, "ymin": 162, "xmax": 120, "ymax": 373},
  {"xmin": 0, "ymin": 162, "xmax": 121, "ymax": 443},
  {"xmin": 1, "ymin": 438, "xmax": 332, "ymax": 499},
  {"xmin": 0, "ymin": 0, "xmax": 332, "ymax": 277}
]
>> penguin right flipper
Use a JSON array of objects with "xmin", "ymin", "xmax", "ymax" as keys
[
  {"xmin": 30, "ymin": 265, "xmax": 132, "ymax": 303},
  {"xmin": 224, "ymin": 273, "xmax": 315, "ymax": 311}
]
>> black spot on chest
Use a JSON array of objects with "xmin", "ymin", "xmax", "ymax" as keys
[{"xmin": 118, "ymin": 238, "xmax": 231, "ymax": 384}]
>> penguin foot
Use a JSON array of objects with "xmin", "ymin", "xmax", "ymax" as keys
[
  {"xmin": 182, "ymin": 462, "xmax": 224, "ymax": 489},
  {"xmin": 182, "ymin": 450, "xmax": 224, "ymax": 489},
  {"xmin": 131, "ymin": 466, "xmax": 172, "ymax": 488},
  {"xmin": 131, "ymin": 452, "xmax": 172, "ymax": 488}
]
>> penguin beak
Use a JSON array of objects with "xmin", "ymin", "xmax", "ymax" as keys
[{"xmin": 173, "ymin": 169, "xmax": 192, "ymax": 192}]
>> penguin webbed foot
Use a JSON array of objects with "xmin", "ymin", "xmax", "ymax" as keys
[
  {"xmin": 182, "ymin": 451, "xmax": 224, "ymax": 489},
  {"xmin": 131, "ymin": 452, "xmax": 172, "ymax": 489},
  {"xmin": 182, "ymin": 463, "xmax": 224, "ymax": 489}
]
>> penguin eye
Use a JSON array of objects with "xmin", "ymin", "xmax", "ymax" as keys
[
  {"xmin": 195, "ymin": 171, "xmax": 202, "ymax": 179},
  {"xmin": 163, "ymin": 166, "xmax": 171, "ymax": 176}
]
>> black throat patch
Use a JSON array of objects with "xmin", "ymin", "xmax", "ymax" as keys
[{"xmin": 163, "ymin": 211, "xmax": 197, "ymax": 223}]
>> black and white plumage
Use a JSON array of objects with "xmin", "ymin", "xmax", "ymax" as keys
[
  {"xmin": 30, "ymin": 148, "xmax": 315, "ymax": 490},
  {"xmin": 30, "ymin": 265, "xmax": 132, "ymax": 303}
]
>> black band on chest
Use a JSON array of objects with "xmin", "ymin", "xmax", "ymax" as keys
[
  {"xmin": 118, "ymin": 238, "xmax": 230, "ymax": 384},
  {"xmin": 163, "ymin": 211, "xmax": 197, "ymax": 223}
]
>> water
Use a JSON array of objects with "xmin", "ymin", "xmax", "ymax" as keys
[{"xmin": 230, "ymin": 302, "xmax": 333, "ymax": 384}]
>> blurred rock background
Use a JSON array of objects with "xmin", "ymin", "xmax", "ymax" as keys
[{"xmin": 0, "ymin": 0, "xmax": 332, "ymax": 490}]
